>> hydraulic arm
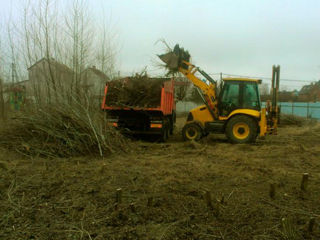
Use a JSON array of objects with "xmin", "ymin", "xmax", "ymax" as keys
[
  {"xmin": 178, "ymin": 62, "xmax": 218, "ymax": 119},
  {"xmin": 158, "ymin": 45, "xmax": 218, "ymax": 119}
]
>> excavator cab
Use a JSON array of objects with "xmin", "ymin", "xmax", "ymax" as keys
[{"xmin": 218, "ymin": 79, "xmax": 261, "ymax": 117}]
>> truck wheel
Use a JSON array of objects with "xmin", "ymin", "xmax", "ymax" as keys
[
  {"xmin": 225, "ymin": 115, "xmax": 257, "ymax": 144},
  {"xmin": 169, "ymin": 112, "xmax": 176, "ymax": 135},
  {"xmin": 169, "ymin": 119, "xmax": 174, "ymax": 135},
  {"xmin": 160, "ymin": 126, "xmax": 169, "ymax": 142},
  {"xmin": 182, "ymin": 123, "xmax": 202, "ymax": 141}
]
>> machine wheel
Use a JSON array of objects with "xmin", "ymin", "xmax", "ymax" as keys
[
  {"xmin": 225, "ymin": 115, "xmax": 257, "ymax": 144},
  {"xmin": 182, "ymin": 123, "xmax": 202, "ymax": 141}
]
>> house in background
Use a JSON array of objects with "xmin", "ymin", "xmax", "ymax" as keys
[
  {"xmin": 82, "ymin": 66, "xmax": 110, "ymax": 97},
  {"xmin": 298, "ymin": 81, "xmax": 320, "ymax": 102},
  {"xmin": 27, "ymin": 58, "xmax": 74, "ymax": 101},
  {"xmin": 27, "ymin": 58, "xmax": 110, "ymax": 102}
]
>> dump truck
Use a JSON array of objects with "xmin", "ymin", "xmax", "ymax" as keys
[
  {"xmin": 101, "ymin": 77, "xmax": 176, "ymax": 142},
  {"xmin": 159, "ymin": 44, "xmax": 280, "ymax": 143}
]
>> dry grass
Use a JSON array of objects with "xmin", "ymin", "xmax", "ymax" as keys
[
  {"xmin": 280, "ymin": 114, "xmax": 318, "ymax": 127},
  {"xmin": 0, "ymin": 119, "xmax": 320, "ymax": 239}
]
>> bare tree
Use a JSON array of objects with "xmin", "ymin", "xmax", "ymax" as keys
[{"xmin": 3, "ymin": 0, "xmax": 118, "ymax": 108}]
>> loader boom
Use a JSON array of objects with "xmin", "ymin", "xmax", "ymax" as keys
[{"xmin": 178, "ymin": 62, "xmax": 218, "ymax": 119}]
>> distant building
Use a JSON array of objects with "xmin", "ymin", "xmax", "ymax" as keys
[
  {"xmin": 28, "ymin": 58, "xmax": 74, "ymax": 102},
  {"xmin": 82, "ymin": 66, "xmax": 110, "ymax": 96},
  {"xmin": 27, "ymin": 58, "xmax": 109, "ymax": 102},
  {"xmin": 298, "ymin": 81, "xmax": 320, "ymax": 102}
]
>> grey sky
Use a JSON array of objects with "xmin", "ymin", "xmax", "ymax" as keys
[{"xmin": 1, "ymin": 0, "xmax": 320, "ymax": 90}]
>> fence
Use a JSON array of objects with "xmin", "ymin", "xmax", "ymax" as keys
[
  {"xmin": 276, "ymin": 102, "xmax": 320, "ymax": 119},
  {"xmin": 177, "ymin": 101, "xmax": 320, "ymax": 120}
]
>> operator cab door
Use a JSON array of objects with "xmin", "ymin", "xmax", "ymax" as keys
[{"xmin": 218, "ymin": 81, "xmax": 261, "ymax": 117}]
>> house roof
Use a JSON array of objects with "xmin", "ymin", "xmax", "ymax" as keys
[
  {"xmin": 84, "ymin": 67, "xmax": 110, "ymax": 81},
  {"xmin": 28, "ymin": 58, "xmax": 73, "ymax": 73}
]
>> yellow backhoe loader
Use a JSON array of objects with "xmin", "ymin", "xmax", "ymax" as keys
[{"xmin": 159, "ymin": 44, "xmax": 280, "ymax": 143}]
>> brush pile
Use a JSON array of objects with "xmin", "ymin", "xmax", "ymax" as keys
[
  {"xmin": 105, "ymin": 73, "xmax": 169, "ymax": 108},
  {"xmin": 0, "ymin": 102, "xmax": 128, "ymax": 158}
]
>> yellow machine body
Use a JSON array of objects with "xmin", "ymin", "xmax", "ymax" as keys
[
  {"xmin": 158, "ymin": 45, "xmax": 279, "ymax": 143},
  {"xmin": 188, "ymin": 104, "xmax": 268, "ymax": 137}
]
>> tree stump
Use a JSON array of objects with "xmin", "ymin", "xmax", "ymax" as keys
[
  {"xmin": 116, "ymin": 188, "xmax": 122, "ymax": 203},
  {"xmin": 300, "ymin": 173, "xmax": 309, "ymax": 191},
  {"xmin": 269, "ymin": 183, "xmax": 276, "ymax": 199}
]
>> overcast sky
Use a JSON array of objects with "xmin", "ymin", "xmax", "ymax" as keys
[{"xmin": 1, "ymin": 0, "xmax": 320, "ymax": 90}]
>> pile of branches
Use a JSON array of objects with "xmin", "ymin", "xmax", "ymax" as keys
[
  {"xmin": 105, "ymin": 72, "xmax": 168, "ymax": 108},
  {"xmin": 0, "ymin": 101, "xmax": 128, "ymax": 158}
]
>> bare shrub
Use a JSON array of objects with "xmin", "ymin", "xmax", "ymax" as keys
[{"xmin": 0, "ymin": 96, "xmax": 128, "ymax": 158}]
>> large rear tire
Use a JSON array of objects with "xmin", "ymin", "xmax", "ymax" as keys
[
  {"xmin": 225, "ymin": 115, "xmax": 257, "ymax": 144},
  {"xmin": 182, "ymin": 123, "xmax": 202, "ymax": 141}
]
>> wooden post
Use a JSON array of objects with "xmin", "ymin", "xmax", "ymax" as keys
[
  {"xmin": 307, "ymin": 102, "xmax": 310, "ymax": 118},
  {"xmin": 308, "ymin": 217, "xmax": 315, "ymax": 232},
  {"xmin": 220, "ymin": 195, "xmax": 225, "ymax": 205},
  {"xmin": 300, "ymin": 173, "xmax": 309, "ymax": 191},
  {"xmin": 129, "ymin": 203, "xmax": 135, "ymax": 213},
  {"xmin": 269, "ymin": 183, "xmax": 276, "ymax": 199},
  {"xmin": 147, "ymin": 197, "xmax": 153, "ymax": 207},
  {"xmin": 204, "ymin": 191, "xmax": 213, "ymax": 209},
  {"xmin": 215, "ymin": 200, "xmax": 220, "ymax": 217},
  {"xmin": 116, "ymin": 188, "xmax": 122, "ymax": 203}
]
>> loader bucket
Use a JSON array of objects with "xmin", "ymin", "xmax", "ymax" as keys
[
  {"xmin": 158, "ymin": 52, "xmax": 179, "ymax": 70},
  {"xmin": 158, "ymin": 44, "xmax": 191, "ymax": 71}
]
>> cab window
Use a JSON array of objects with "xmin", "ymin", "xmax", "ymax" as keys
[
  {"xmin": 243, "ymin": 83, "xmax": 260, "ymax": 109},
  {"xmin": 221, "ymin": 83, "xmax": 240, "ymax": 106},
  {"xmin": 219, "ymin": 83, "xmax": 240, "ymax": 116}
]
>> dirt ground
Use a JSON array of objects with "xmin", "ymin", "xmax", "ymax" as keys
[{"xmin": 1, "ymin": 118, "xmax": 320, "ymax": 240}]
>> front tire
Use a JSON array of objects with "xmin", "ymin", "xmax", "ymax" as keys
[
  {"xmin": 225, "ymin": 115, "xmax": 258, "ymax": 144},
  {"xmin": 182, "ymin": 123, "xmax": 202, "ymax": 141}
]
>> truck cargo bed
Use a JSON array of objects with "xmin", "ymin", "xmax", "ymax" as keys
[{"xmin": 101, "ymin": 77, "xmax": 176, "ymax": 141}]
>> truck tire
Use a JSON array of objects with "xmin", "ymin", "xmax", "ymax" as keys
[
  {"xmin": 225, "ymin": 115, "xmax": 258, "ymax": 144},
  {"xmin": 160, "ymin": 126, "xmax": 169, "ymax": 142},
  {"xmin": 169, "ymin": 112, "xmax": 176, "ymax": 135},
  {"xmin": 182, "ymin": 123, "xmax": 202, "ymax": 141}
]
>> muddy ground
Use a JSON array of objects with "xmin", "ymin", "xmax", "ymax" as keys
[{"xmin": 1, "ymin": 118, "xmax": 320, "ymax": 240}]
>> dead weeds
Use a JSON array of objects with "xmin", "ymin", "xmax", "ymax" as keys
[{"xmin": 0, "ymin": 119, "xmax": 320, "ymax": 239}]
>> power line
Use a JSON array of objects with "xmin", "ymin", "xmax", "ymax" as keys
[{"xmin": 208, "ymin": 72, "xmax": 316, "ymax": 83}]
